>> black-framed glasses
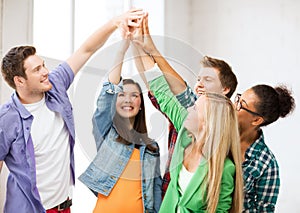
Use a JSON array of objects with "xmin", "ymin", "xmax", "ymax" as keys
[{"xmin": 234, "ymin": 93, "xmax": 263, "ymax": 117}]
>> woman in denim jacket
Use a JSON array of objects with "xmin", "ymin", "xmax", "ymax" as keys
[{"xmin": 79, "ymin": 26, "xmax": 162, "ymax": 213}]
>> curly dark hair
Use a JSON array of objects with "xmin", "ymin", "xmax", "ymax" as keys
[{"xmin": 251, "ymin": 84, "xmax": 295, "ymax": 127}]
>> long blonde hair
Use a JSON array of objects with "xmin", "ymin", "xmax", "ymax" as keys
[{"xmin": 196, "ymin": 93, "xmax": 243, "ymax": 213}]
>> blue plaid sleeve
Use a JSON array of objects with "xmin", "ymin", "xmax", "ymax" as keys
[
  {"xmin": 175, "ymin": 84, "xmax": 197, "ymax": 109},
  {"xmin": 242, "ymin": 132, "xmax": 280, "ymax": 213}
]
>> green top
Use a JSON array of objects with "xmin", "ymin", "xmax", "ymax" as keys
[{"xmin": 149, "ymin": 74, "xmax": 235, "ymax": 213}]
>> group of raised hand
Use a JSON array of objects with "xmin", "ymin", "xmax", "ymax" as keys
[{"xmin": 115, "ymin": 9, "xmax": 158, "ymax": 59}]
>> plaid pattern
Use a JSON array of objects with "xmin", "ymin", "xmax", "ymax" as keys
[
  {"xmin": 148, "ymin": 87, "xmax": 196, "ymax": 199},
  {"xmin": 175, "ymin": 86, "xmax": 197, "ymax": 109},
  {"xmin": 242, "ymin": 130, "xmax": 280, "ymax": 213}
]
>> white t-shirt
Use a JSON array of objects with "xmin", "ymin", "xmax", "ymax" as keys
[
  {"xmin": 177, "ymin": 165, "xmax": 195, "ymax": 213},
  {"xmin": 178, "ymin": 165, "xmax": 194, "ymax": 194},
  {"xmin": 24, "ymin": 96, "xmax": 72, "ymax": 209}
]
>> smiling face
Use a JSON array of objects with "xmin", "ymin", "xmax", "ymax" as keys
[
  {"xmin": 116, "ymin": 83, "xmax": 142, "ymax": 119},
  {"xmin": 235, "ymin": 89, "xmax": 261, "ymax": 133},
  {"xmin": 16, "ymin": 54, "xmax": 52, "ymax": 103},
  {"xmin": 194, "ymin": 67, "xmax": 224, "ymax": 97}
]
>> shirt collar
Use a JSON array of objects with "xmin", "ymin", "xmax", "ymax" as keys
[
  {"xmin": 245, "ymin": 129, "xmax": 265, "ymax": 160},
  {"xmin": 12, "ymin": 92, "xmax": 32, "ymax": 119}
]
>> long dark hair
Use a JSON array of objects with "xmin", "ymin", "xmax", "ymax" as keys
[{"xmin": 113, "ymin": 79, "xmax": 157, "ymax": 151}]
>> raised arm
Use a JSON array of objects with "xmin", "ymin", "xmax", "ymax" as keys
[
  {"xmin": 132, "ymin": 39, "xmax": 187, "ymax": 131},
  {"xmin": 131, "ymin": 24, "xmax": 151, "ymax": 89},
  {"xmin": 108, "ymin": 22, "xmax": 131, "ymax": 84},
  {"xmin": 67, "ymin": 8, "xmax": 144, "ymax": 76},
  {"xmin": 92, "ymin": 25, "xmax": 131, "ymax": 150},
  {"xmin": 133, "ymin": 14, "xmax": 186, "ymax": 95}
]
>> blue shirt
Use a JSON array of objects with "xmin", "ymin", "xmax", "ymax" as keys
[
  {"xmin": 0, "ymin": 62, "xmax": 75, "ymax": 213},
  {"xmin": 79, "ymin": 81, "xmax": 162, "ymax": 213}
]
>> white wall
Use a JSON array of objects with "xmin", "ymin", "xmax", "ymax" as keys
[
  {"xmin": 1, "ymin": 0, "xmax": 300, "ymax": 212},
  {"xmin": 0, "ymin": 0, "xmax": 33, "ymax": 212},
  {"xmin": 165, "ymin": 0, "xmax": 300, "ymax": 212}
]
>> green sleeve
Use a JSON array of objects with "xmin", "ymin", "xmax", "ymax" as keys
[
  {"xmin": 216, "ymin": 158, "xmax": 235, "ymax": 212},
  {"xmin": 149, "ymin": 75, "xmax": 188, "ymax": 132}
]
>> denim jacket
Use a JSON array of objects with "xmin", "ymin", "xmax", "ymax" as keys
[{"xmin": 79, "ymin": 81, "xmax": 162, "ymax": 213}]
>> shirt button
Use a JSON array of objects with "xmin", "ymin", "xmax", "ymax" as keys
[{"xmin": 106, "ymin": 89, "xmax": 114, "ymax": 94}]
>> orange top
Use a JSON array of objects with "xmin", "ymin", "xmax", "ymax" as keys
[{"xmin": 93, "ymin": 148, "xmax": 143, "ymax": 213}]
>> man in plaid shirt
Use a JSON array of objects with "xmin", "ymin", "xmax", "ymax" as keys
[
  {"xmin": 147, "ymin": 56, "xmax": 237, "ymax": 198},
  {"xmin": 137, "ymin": 14, "xmax": 295, "ymax": 211},
  {"xmin": 140, "ymin": 13, "xmax": 238, "ymax": 199}
]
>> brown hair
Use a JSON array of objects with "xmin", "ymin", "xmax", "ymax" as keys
[
  {"xmin": 201, "ymin": 56, "xmax": 237, "ymax": 98},
  {"xmin": 1, "ymin": 46, "xmax": 36, "ymax": 89},
  {"xmin": 113, "ymin": 79, "xmax": 157, "ymax": 151}
]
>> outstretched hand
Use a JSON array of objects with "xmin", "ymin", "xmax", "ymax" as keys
[
  {"xmin": 132, "ymin": 13, "xmax": 158, "ymax": 55},
  {"xmin": 113, "ymin": 8, "xmax": 144, "ymax": 38}
]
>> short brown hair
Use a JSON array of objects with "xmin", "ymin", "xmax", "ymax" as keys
[
  {"xmin": 201, "ymin": 56, "xmax": 238, "ymax": 98},
  {"xmin": 1, "ymin": 46, "xmax": 36, "ymax": 89}
]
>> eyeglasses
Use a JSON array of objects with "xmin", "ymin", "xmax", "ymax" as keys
[{"xmin": 234, "ymin": 93, "xmax": 263, "ymax": 117}]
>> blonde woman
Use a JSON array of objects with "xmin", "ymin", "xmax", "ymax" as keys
[
  {"xmin": 152, "ymin": 75, "xmax": 243, "ymax": 213},
  {"xmin": 132, "ymin": 43, "xmax": 244, "ymax": 211}
]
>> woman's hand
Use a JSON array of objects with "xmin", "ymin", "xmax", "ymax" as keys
[{"xmin": 132, "ymin": 13, "xmax": 158, "ymax": 55}]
